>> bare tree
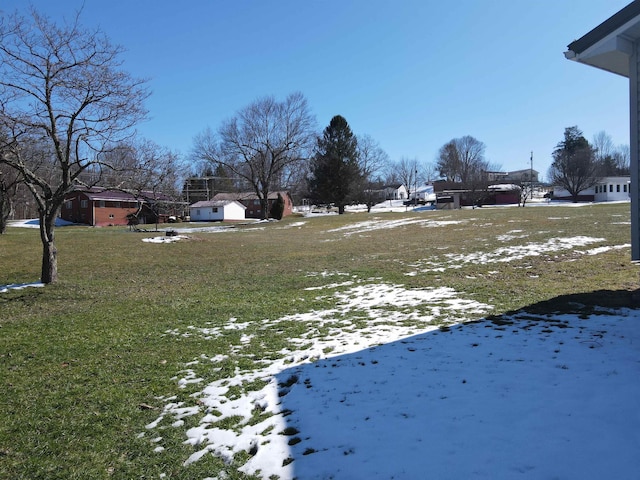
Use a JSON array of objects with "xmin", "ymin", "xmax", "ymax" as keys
[
  {"xmin": 436, "ymin": 135, "xmax": 488, "ymax": 185},
  {"xmin": 193, "ymin": 92, "xmax": 316, "ymax": 220},
  {"xmin": 421, "ymin": 161, "xmax": 439, "ymax": 183},
  {"xmin": 614, "ymin": 144, "xmax": 630, "ymax": 174},
  {"xmin": 357, "ymin": 134, "xmax": 390, "ymax": 211},
  {"xmin": 125, "ymin": 139, "xmax": 185, "ymax": 229},
  {"xmin": 394, "ymin": 157, "xmax": 420, "ymax": 202},
  {"xmin": 592, "ymin": 131, "xmax": 615, "ymax": 163},
  {"xmin": 591, "ymin": 131, "xmax": 631, "ymax": 176},
  {"xmin": 0, "ymin": 7, "xmax": 149, "ymax": 283}
]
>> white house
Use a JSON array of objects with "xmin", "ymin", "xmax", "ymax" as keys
[
  {"xmin": 552, "ymin": 176, "xmax": 630, "ymax": 202},
  {"xmin": 410, "ymin": 183, "xmax": 437, "ymax": 203},
  {"xmin": 189, "ymin": 200, "xmax": 246, "ymax": 221},
  {"xmin": 382, "ymin": 184, "xmax": 408, "ymax": 200},
  {"xmin": 594, "ymin": 176, "xmax": 631, "ymax": 202}
]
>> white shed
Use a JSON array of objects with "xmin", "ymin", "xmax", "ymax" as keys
[
  {"xmin": 594, "ymin": 176, "xmax": 631, "ymax": 202},
  {"xmin": 189, "ymin": 200, "xmax": 246, "ymax": 221}
]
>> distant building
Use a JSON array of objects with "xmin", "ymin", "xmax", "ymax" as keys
[
  {"xmin": 594, "ymin": 176, "xmax": 631, "ymax": 202},
  {"xmin": 409, "ymin": 183, "xmax": 436, "ymax": 203},
  {"xmin": 189, "ymin": 200, "xmax": 246, "ymax": 222},
  {"xmin": 382, "ymin": 184, "xmax": 408, "ymax": 200},
  {"xmin": 551, "ymin": 176, "xmax": 630, "ymax": 202},
  {"xmin": 61, "ymin": 187, "xmax": 183, "ymax": 226}
]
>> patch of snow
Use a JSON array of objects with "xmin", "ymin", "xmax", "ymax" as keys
[
  {"xmin": 8, "ymin": 218, "xmax": 75, "ymax": 228},
  {"xmin": 407, "ymin": 236, "xmax": 606, "ymax": 273},
  {"xmin": 327, "ymin": 217, "xmax": 467, "ymax": 237},
  {"xmin": 0, "ymin": 282, "xmax": 45, "ymax": 294},
  {"xmin": 144, "ymin": 280, "xmax": 494, "ymax": 477},
  {"xmin": 581, "ymin": 244, "xmax": 631, "ymax": 256},
  {"xmin": 142, "ymin": 235, "xmax": 188, "ymax": 243}
]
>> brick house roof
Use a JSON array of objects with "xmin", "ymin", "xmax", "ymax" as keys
[
  {"xmin": 69, "ymin": 187, "xmax": 176, "ymax": 203},
  {"xmin": 212, "ymin": 191, "xmax": 291, "ymax": 201}
]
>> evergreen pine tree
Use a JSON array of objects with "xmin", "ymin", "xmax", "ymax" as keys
[{"xmin": 308, "ymin": 115, "xmax": 361, "ymax": 214}]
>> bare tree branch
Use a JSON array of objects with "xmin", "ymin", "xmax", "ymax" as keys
[{"xmin": 0, "ymin": 7, "xmax": 149, "ymax": 283}]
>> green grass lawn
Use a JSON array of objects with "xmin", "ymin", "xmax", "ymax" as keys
[{"xmin": 0, "ymin": 203, "xmax": 637, "ymax": 479}]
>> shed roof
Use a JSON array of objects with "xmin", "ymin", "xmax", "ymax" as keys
[
  {"xmin": 189, "ymin": 200, "xmax": 245, "ymax": 209},
  {"xmin": 565, "ymin": 1, "xmax": 640, "ymax": 77}
]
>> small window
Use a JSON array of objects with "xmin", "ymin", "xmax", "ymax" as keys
[
  {"xmin": 80, "ymin": 200, "xmax": 88, "ymax": 208},
  {"xmin": 212, "ymin": 207, "xmax": 218, "ymax": 213},
  {"xmin": 99, "ymin": 200, "xmax": 106, "ymax": 207},
  {"xmin": 65, "ymin": 200, "xmax": 72, "ymax": 209},
  {"xmin": 196, "ymin": 209, "xmax": 201, "ymax": 216},
  {"xmin": 609, "ymin": 185, "xmax": 613, "ymax": 193},
  {"xmin": 617, "ymin": 184, "xmax": 621, "ymax": 192},
  {"xmin": 624, "ymin": 184, "xmax": 628, "ymax": 193}
]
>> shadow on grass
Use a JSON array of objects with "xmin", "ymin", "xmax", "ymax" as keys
[
  {"xmin": 269, "ymin": 289, "xmax": 640, "ymax": 479},
  {"xmin": 519, "ymin": 288, "xmax": 640, "ymax": 313}
]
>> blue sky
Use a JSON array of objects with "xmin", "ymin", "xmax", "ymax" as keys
[{"xmin": 1, "ymin": 1, "xmax": 633, "ymax": 180}]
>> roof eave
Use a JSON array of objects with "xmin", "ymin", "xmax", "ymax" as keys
[
  {"xmin": 565, "ymin": 35, "xmax": 635, "ymax": 78},
  {"xmin": 565, "ymin": 1, "xmax": 640, "ymax": 78}
]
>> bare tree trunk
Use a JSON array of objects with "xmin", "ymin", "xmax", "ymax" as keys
[
  {"xmin": 0, "ymin": 195, "xmax": 12, "ymax": 233},
  {"xmin": 39, "ymin": 211, "xmax": 58, "ymax": 284}
]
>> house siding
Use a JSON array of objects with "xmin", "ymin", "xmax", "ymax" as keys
[
  {"xmin": 552, "ymin": 176, "xmax": 631, "ymax": 203},
  {"xmin": 594, "ymin": 176, "xmax": 631, "ymax": 202},
  {"xmin": 61, "ymin": 188, "xmax": 181, "ymax": 227},
  {"xmin": 93, "ymin": 200, "xmax": 141, "ymax": 226},
  {"xmin": 62, "ymin": 192, "xmax": 140, "ymax": 226},
  {"xmin": 632, "ymin": 40, "xmax": 640, "ymax": 259},
  {"xmin": 189, "ymin": 201, "xmax": 246, "ymax": 221}
]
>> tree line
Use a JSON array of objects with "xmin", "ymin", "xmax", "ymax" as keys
[{"xmin": 0, "ymin": 7, "xmax": 631, "ymax": 284}]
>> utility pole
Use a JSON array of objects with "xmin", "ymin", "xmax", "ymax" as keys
[
  {"xmin": 530, "ymin": 151, "xmax": 534, "ymax": 200},
  {"xmin": 414, "ymin": 167, "xmax": 418, "ymax": 207}
]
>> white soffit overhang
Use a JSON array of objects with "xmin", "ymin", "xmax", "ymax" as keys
[{"xmin": 565, "ymin": 14, "xmax": 640, "ymax": 78}]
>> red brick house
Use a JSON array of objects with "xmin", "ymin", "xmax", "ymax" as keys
[
  {"xmin": 211, "ymin": 191, "xmax": 294, "ymax": 219},
  {"xmin": 61, "ymin": 187, "xmax": 182, "ymax": 227}
]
